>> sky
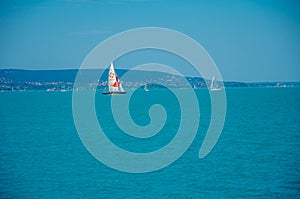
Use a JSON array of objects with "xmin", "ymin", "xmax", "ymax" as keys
[{"xmin": 0, "ymin": 0, "xmax": 299, "ymax": 82}]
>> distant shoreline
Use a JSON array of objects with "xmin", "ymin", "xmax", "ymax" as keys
[{"xmin": 0, "ymin": 69, "xmax": 299, "ymax": 91}]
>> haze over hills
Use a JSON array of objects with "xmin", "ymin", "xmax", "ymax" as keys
[
  {"xmin": 0, "ymin": 69, "xmax": 174, "ymax": 82},
  {"xmin": 0, "ymin": 69, "xmax": 299, "ymax": 91}
]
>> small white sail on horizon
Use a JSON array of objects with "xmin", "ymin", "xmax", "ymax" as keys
[
  {"xmin": 144, "ymin": 84, "xmax": 149, "ymax": 92},
  {"xmin": 210, "ymin": 75, "xmax": 221, "ymax": 91}
]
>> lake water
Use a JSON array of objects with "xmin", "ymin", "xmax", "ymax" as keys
[{"xmin": 0, "ymin": 88, "xmax": 299, "ymax": 198}]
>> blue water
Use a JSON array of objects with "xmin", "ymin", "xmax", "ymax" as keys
[{"xmin": 0, "ymin": 88, "xmax": 299, "ymax": 198}]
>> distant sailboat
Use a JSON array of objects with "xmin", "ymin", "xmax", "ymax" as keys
[
  {"xmin": 210, "ymin": 75, "xmax": 221, "ymax": 91},
  {"xmin": 144, "ymin": 84, "xmax": 149, "ymax": 92},
  {"xmin": 102, "ymin": 63, "xmax": 126, "ymax": 95}
]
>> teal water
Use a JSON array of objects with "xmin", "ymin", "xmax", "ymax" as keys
[{"xmin": 0, "ymin": 88, "xmax": 299, "ymax": 198}]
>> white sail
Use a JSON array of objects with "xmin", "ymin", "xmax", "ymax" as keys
[
  {"xmin": 108, "ymin": 63, "xmax": 119, "ymax": 92},
  {"xmin": 210, "ymin": 75, "xmax": 221, "ymax": 91},
  {"xmin": 210, "ymin": 75, "xmax": 215, "ymax": 90},
  {"xmin": 119, "ymin": 82, "xmax": 125, "ymax": 92},
  {"xmin": 144, "ymin": 84, "xmax": 149, "ymax": 91}
]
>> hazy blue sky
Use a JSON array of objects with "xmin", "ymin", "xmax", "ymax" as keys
[{"xmin": 0, "ymin": 0, "xmax": 299, "ymax": 81}]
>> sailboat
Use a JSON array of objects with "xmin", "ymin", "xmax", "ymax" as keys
[
  {"xmin": 144, "ymin": 84, "xmax": 149, "ymax": 92},
  {"xmin": 210, "ymin": 75, "xmax": 221, "ymax": 91},
  {"xmin": 102, "ymin": 63, "xmax": 126, "ymax": 95}
]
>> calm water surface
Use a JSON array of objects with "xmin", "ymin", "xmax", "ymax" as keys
[{"xmin": 0, "ymin": 88, "xmax": 299, "ymax": 198}]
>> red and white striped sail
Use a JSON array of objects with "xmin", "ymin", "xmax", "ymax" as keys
[
  {"xmin": 104, "ymin": 63, "xmax": 125, "ymax": 94},
  {"xmin": 108, "ymin": 63, "xmax": 119, "ymax": 92}
]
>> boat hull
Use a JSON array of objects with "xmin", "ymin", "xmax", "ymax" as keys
[
  {"xmin": 102, "ymin": 91, "xmax": 126, "ymax": 95},
  {"xmin": 210, "ymin": 88, "xmax": 222, "ymax": 91}
]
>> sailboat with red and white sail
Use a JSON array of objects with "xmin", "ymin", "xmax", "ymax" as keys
[{"xmin": 102, "ymin": 63, "xmax": 126, "ymax": 95}]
